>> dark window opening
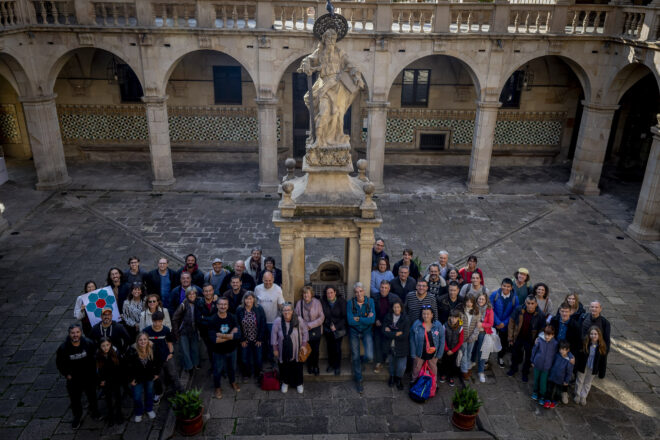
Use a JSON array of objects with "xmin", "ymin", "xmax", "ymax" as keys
[
  {"xmin": 499, "ymin": 71, "xmax": 524, "ymax": 108},
  {"xmin": 419, "ymin": 133, "xmax": 447, "ymax": 151},
  {"xmin": 213, "ymin": 66, "xmax": 242, "ymax": 104},
  {"xmin": 117, "ymin": 64, "xmax": 143, "ymax": 103},
  {"xmin": 401, "ymin": 69, "xmax": 430, "ymax": 107}
]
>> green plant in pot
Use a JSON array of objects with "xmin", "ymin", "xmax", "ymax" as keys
[
  {"xmin": 451, "ymin": 385, "xmax": 483, "ymax": 431},
  {"xmin": 169, "ymin": 388, "xmax": 204, "ymax": 436}
]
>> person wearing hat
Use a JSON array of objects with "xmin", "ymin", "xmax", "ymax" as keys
[
  {"xmin": 513, "ymin": 268, "xmax": 532, "ymax": 305},
  {"xmin": 90, "ymin": 307, "xmax": 131, "ymax": 356},
  {"xmin": 205, "ymin": 258, "xmax": 230, "ymax": 295}
]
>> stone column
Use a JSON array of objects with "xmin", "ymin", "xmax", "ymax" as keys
[
  {"xmin": 20, "ymin": 94, "xmax": 71, "ymax": 190},
  {"xmin": 345, "ymin": 236, "xmax": 359, "ymax": 294},
  {"xmin": 256, "ymin": 98, "xmax": 279, "ymax": 192},
  {"xmin": 467, "ymin": 101, "xmax": 501, "ymax": 194},
  {"xmin": 358, "ymin": 227, "xmax": 375, "ymax": 297},
  {"xmin": 279, "ymin": 230, "xmax": 295, "ymax": 303},
  {"xmin": 366, "ymin": 101, "xmax": 389, "ymax": 191},
  {"xmin": 142, "ymin": 96, "xmax": 176, "ymax": 189},
  {"xmin": 566, "ymin": 102, "xmax": 618, "ymax": 195},
  {"xmin": 627, "ymin": 122, "xmax": 660, "ymax": 241}
]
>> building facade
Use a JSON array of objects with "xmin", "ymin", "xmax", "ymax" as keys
[{"xmin": 0, "ymin": 0, "xmax": 659, "ymax": 239}]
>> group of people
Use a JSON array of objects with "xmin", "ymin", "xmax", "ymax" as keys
[{"xmin": 57, "ymin": 243, "xmax": 611, "ymax": 428}]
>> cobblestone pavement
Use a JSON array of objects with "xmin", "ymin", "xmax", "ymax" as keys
[{"xmin": 0, "ymin": 160, "xmax": 658, "ymax": 440}]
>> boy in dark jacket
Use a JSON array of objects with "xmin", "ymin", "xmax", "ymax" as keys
[
  {"xmin": 530, "ymin": 325, "xmax": 558, "ymax": 405},
  {"xmin": 546, "ymin": 340, "xmax": 574, "ymax": 408},
  {"xmin": 507, "ymin": 296, "xmax": 546, "ymax": 383},
  {"xmin": 56, "ymin": 324, "xmax": 101, "ymax": 429}
]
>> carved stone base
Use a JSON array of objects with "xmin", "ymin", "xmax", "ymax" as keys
[{"xmin": 303, "ymin": 143, "xmax": 354, "ymax": 172}]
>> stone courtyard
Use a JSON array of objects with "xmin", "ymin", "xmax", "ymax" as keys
[{"xmin": 0, "ymin": 159, "xmax": 658, "ymax": 440}]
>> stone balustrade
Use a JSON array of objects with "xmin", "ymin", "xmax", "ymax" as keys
[{"xmin": 0, "ymin": 0, "xmax": 655, "ymax": 44}]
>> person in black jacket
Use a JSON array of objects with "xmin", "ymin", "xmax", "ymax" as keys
[
  {"xmin": 107, "ymin": 267, "xmax": 132, "ymax": 312},
  {"xmin": 56, "ymin": 324, "xmax": 100, "ymax": 429},
  {"xmin": 382, "ymin": 299, "xmax": 409, "ymax": 390},
  {"xmin": 578, "ymin": 301, "xmax": 611, "ymax": 353},
  {"xmin": 256, "ymin": 256, "xmax": 283, "ymax": 286},
  {"xmin": 321, "ymin": 286, "xmax": 347, "ymax": 376},
  {"xmin": 90, "ymin": 308, "xmax": 132, "ymax": 356},
  {"xmin": 549, "ymin": 302, "xmax": 582, "ymax": 355},
  {"xmin": 574, "ymin": 326, "xmax": 608, "ymax": 406},
  {"xmin": 176, "ymin": 253, "xmax": 205, "ymax": 289},
  {"xmin": 506, "ymin": 296, "xmax": 546, "ymax": 383},
  {"xmin": 124, "ymin": 332, "xmax": 162, "ymax": 422},
  {"xmin": 145, "ymin": 258, "xmax": 178, "ymax": 298},
  {"xmin": 373, "ymin": 280, "xmax": 401, "ymax": 374},
  {"xmin": 391, "ymin": 248, "xmax": 421, "ymax": 280},
  {"xmin": 389, "ymin": 266, "xmax": 417, "ymax": 303},
  {"xmin": 196, "ymin": 284, "xmax": 219, "ymax": 369},
  {"xmin": 96, "ymin": 337, "xmax": 123, "ymax": 426},
  {"xmin": 236, "ymin": 292, "xmax": 267, "ymax": 381}
]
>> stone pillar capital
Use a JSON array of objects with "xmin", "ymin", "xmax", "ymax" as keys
[
  {"xmin": 142, "ymin": 95, "xmax": 169, "ymax": 105},
  {"xmin": 580, "ymin": 101, "xmax": 619, "ymax": 114},
  {"xmin": 20, "ymin": 94, "xmax": 57, "ymax": 104},
  {"xmin": 255, "ymin": 97, "xmax": 279, "ymax": 108}
]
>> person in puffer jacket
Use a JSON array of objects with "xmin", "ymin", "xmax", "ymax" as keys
[
  {"xmin": 545, "ymin": 340, "xmax": 574, "ymax": 408},
  {"xmin": 530, "ymin": 325, "xmax": 558, "ymax": 405}
]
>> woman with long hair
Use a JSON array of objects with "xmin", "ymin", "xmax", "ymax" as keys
[
  {"xmin": 574, "ymin": 326, "xmax": 608, "ymax": 406},
  {"xmin": 459, "ymin": 295, "xmax": 480, "ymax": 379},
  {"xmin": 96, "ymin": 337, "xmax": 123, "ymax": 426},
  {"xmin": 321, "ymin": 286, "xmax": 347, "ymax": 376},
  {"xmin": 124, "ymin": 332, "xmax": 161, "ymax": 422},
  {"xmin": 473, "ymin": 292, "xmax": 494, "ymax": 383},
  {"xmin": 533, "ymin": 282, "xmax": 553, "ymax": 317},
  {"xmin": 172, "ymin": 287, "xmax": 200, "ymax": 373},
  {"xmin": 236, "ymin": 292, "xmax": 267, "ymax": 381},
  {"xmin": 122, "ymin": 282, "xmax": 145, "ymax": 342},
  {"xmin": 74, "ymin": 280, "xmax": 97, "ymax": 337}
]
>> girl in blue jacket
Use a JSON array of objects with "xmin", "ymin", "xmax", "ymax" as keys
[
  {"xmin": 410, "ymin": 305, "xmax": 445, "ymax": 382},
  {"xmin": 530, "ymin": 325, "xmax": 558, "ymax": 405}
]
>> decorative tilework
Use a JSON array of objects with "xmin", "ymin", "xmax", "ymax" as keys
[
  {"xmin": 0, "ymin": 104, "xmax": 22, "ymax": 144},
  {"xmin": 58, "ymin": 105, "xmax": 148, "ymax": 143},
  {"xmin": 494, "ymin": 120, "xmax": 563, "ymax": 145}
]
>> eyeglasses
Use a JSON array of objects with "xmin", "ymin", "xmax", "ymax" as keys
[{"xmin": 148, "ymin": 300, "xmax": 158, "ymax": 303}]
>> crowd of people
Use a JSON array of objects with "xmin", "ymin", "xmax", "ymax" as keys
[{"xmin": 57, "ymin": 243, "xmax": 611, "ymax": 428}]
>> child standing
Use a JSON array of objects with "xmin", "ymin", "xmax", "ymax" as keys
[
  {"xmin": 545, "ymin": 340, "xmax": 574, "ymax": 408},
  {"xmin": 440, "ymin": 309, "xmax": 464, "ymax": 386},
  {"xmin": 530, "ymin": 325, "xmax": 558, "ymax": 405},
  {"xmin": 96, "ymin": 337, "xmax": 124, "ymax": 426},
  {"xmin": 574, "ymin": 326, "xmax": 608, "ymax": 406},
  {"xmin": 460, "ymin": 295, "xmax": 480, "ymax": 380}
]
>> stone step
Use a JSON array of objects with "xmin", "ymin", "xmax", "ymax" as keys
[{"xmin": 223, "ymin": 432, "xmax": 492, "ymax": 440}]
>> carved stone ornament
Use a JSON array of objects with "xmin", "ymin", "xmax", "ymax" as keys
[
  {"xmin": 304, "ymin": 145, "xmax": 352, "ymax": 167},
  {"xmin": 313, "ymin": 13, "xmax": 348, "ymax": 41}
]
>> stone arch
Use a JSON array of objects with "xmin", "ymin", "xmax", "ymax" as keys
[
  {"xmin": 161, "ymin": 48, "xmax": 257, "ymax": 98},
  {"xmin": 384, "ymin": 50, "xmax": 483, "ymax": 101},
  {"xmin": 0, "ymin": 52, "xmax": 35, "ymax": 97},
  {"xmin": 498, "ymin": 54, "xmax": 592, "ymax": 103},
  {"xmin": 44, "ymin": 46, "xmax": 143, "ymax": 95},
  {"xmin": 603, "ymin": 62, "xmax": 660, "ymax": 107}
]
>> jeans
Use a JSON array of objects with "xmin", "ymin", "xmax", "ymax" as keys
[
  {"xmin": 388, "ymin": 354, "xmax": 407, "ymax": 378},
  {"xmin": 460, "ymin": 341, "xmax": 475, "ymax": 373},
  {"xmin": 472, "ymin": 332, "xmax": 487, "ymax": 373},
  {"xmin": 213, "ymin": 351, "xmax": 237, "ymax": 388},
  {"xmin": 66, "ymin": 376, "xmax": 98, "ymax": 420},
  {"xmin": 349, "ymin": 330, "xmax": 373, "ymax": 382},
  {"xmin": 241, "ymin": 341, "xmax": 263, "ymax": 377},
  {"xmin": 533, "ymin": 368, "xmax": 549, "ymax": 398},
  {"xmin": 178, "ymin": 333, "xmax": 200, "ymax": 371},
  {"xmin": 495, "ymin": 328, "xmax": 508, "ymax": 360},
  {"xmin": 131, "ymin": 380, "xmax": 154, "ymax": 416}
]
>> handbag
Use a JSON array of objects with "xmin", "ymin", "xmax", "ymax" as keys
[
  {"xmin": 259, "ymin": 370, "xmax": 280, "ymax": 391},
  {"xmin": 297, "ymin": 326, "xmax": 311, "ymax": 362},
  {"xmin": 298, "ymin": 301, "xmax": 322, "ymax": 342},
  {"xmin": 424, "ymin": 328, "xmax": 436, "ymax": 355}
]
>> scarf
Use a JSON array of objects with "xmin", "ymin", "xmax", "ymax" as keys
[{"xmin": 281, "ymin": 319, "xmax": 295, "ymax": 362}]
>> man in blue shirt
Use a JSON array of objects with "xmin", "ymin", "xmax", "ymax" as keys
[
  {"xmin": 490, "ymin": 278, "xmax": 518, "ymax": 368},
  {"xmin": 146, "ymin": 258, "xmax": 178, "ymax": 300},
  {"xmin": 347, "ymin": 283, "xmax": 375, "ymax": 394}
]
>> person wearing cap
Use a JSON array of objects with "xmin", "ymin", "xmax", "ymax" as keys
[
  {"xmin": 90, "ymin": 307, "xmax": 131, "ymax": 356},
  {"xmin": 205, "ymin": 258, "xmax": 230, "ymax": 295},
  {"xmin": 56, "ymin": 324, "xmax": 101, "ymax": 429},
  {"xmin": 245, "ymin": 248, "xmax": 266, "ymax": 280},
  {"xmin": 144, "ymin": 310, "xmax": 183, "ymax": 402},
  {"xmin": 513, "ymin": 268, "xmax": 532, "ymax": 305}
]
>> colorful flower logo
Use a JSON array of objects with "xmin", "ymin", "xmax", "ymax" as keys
[{"xmin": 86, "ymin": 289, "xmax": 116, "ymax": 318}]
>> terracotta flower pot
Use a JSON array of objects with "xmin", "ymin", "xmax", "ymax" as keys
[
  {"xmin": 176, "ymin": 408, "xmax": 204, "ymax": 436},
  {"xmin": 451, "ymin": 406, "xmax": 478, "ymax": 431}
]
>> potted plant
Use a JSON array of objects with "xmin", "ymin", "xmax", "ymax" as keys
[
  {"xmin": 169, "ymin": 388, "xmax": 204, "ymax": 436},
  {"xmin": 451, "ymin": 385, "xmax": 482, "ymax": 431}
]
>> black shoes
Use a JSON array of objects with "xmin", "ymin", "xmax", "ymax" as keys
[
  {"xmin": 72, "ymin": 418, "xmax": 81, "ymax": 429},
  {"xmin": 395, "ymin": 377, "xmax": 403, "ymax": 390},
  {"xmin": 388, "ymin": 375, "xmax": 395, "ymax": 387}
]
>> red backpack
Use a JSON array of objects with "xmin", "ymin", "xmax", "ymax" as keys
[{"xmin": 260, "ymin": 370, "xmax": 280, "ymax": 391}]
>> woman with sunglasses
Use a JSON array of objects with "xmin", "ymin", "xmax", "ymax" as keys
[
  {"xmin": 409, "ymin": 304, "xmax": 445, "ymax": 384},
  {"xmin": 140, "ymin": 294, "xmax": 172, "ymax": 330}
]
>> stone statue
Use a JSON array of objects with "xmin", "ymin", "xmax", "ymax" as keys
[{"xmin": 298, "ymin": 29, "xmax": 365, "ymax": 150}]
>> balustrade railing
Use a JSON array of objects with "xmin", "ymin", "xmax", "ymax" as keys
[
  {"xmin": 153, "ymin": 2, "xmax": 197, "ymax": 27},
  {"xmin": 336, "ymin": 3, "xmax": 375, "ymax": 32},
  {"xmin": 33, "ymin": 0, "xmax": 76, "ymax": 25},
  {"xmin": 391, "ymin": 3, "xmax": 435, "ymax": 33},
  {"xmin": 450, "ymin": 5, "xmax": 493, "ymax": 34},
  {"xmin": 272, "ymin": 1, "xmax": 316, "ymax": 30},
  {"xmin": 93, "ymin": 2, "xmax": 137, "ymax": 26},
  {"xmin": 621, "ymin": 9, "xmax": 645, "ymax": 39},
  {"xmin": 0, "ymin": 1, "xmax": 19, "ymax": 27},
  {"xmin": 214, "ymin": 2, "xmax": 256, "ymax": 29},
  {"xmin": 565, "ymin": 6, "xmax": 607, "ymax": 35},
  {"xmin": 508, "ymin": 7, "xmax": 552, "ymax": 34}
]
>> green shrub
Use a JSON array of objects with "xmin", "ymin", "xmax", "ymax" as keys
[
  {"xmin": 169, "ymin": 388, "xmax": 203, "ymax": 420},
  {"xmin": 451, "ymin": 386, "xmax": 483, "ymax": 415}
]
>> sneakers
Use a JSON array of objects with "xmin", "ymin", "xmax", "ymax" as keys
[
  {"xmin": 374, "ymin": 363, "xmax": 381, "ymax": 374},
  {"xmin": 497, "ymin": 358, "xmax": 505, "ymax": 368},
  {"xmin": 548, "ymin": 401, "xmax": 556, "ymax": 409},
  {"xmin": 134, "ymin": 415, "xmax": 142, "ymax": 423},
  {"xmin": 214, "ymin": 388, "xmax": 223, "ymax": 399},
  {"xmin": 395, "ymin": 377, "xmax": 403, "ymax": 390},
  {"xmin": 232, "ymin": 383, "xmax": 241, "ymax": 392},
  {"xmin": 388, "ymin": 376, "xmax": 395, "ymax": 387},
  {"xmin": 478, "ymin": 373, "xmax": 486, "ymax": 383},
  {"xmin": 574, "ymin": 395, "xmax": 581, "ymax": 405},
  {"xmin": 356, "ymin": 381, "xmax": 364, "ymax": 394},
  {"xmin": 296, "ymin": 385, "xmax": 304, "ymax": 394},
  {"xmin": 449, "ymin": 378, "xmax": 455, "ymax": 387},
  {"xmin": 538, "ymin": 398, "xmax": 545, "ymax": 406},
  {"xmin": 439, "ymin": 375, "xmax": 447, "ymax": 383},
  {"xmin": 580, "ymin": 397, "xmax": 587, "ymax": 406},
  {"xmin": 543, "ymin": 401, "xmax": 551, "ymax": 409},
  {"xmin": 281, "ymin": 383, "xmax": 288, "ymax": 394},
  {"xmin": 561, "ymin": 392, "xmax": 569, "ymax": 404},
  {"xmin": 531, "ymin": 393, "xmax": 538, "ymax": 401},
  {"xmin": 521, "ymin": 374, "xmax": 529, "ymax": 383},
  {"xmin": 506, "ymin": 369, "xmax": 516, "ymax": 377},
  {"xmin": 470, "ymin": 362, "xmax": 476, "ymax": 369},
  {"xmin": 71, "ymin": 418, "xmax": 81, "ymax": 429},
  {"xmin": 147, "ymin": 411, "xmax": 156, "ymax": 420}
]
